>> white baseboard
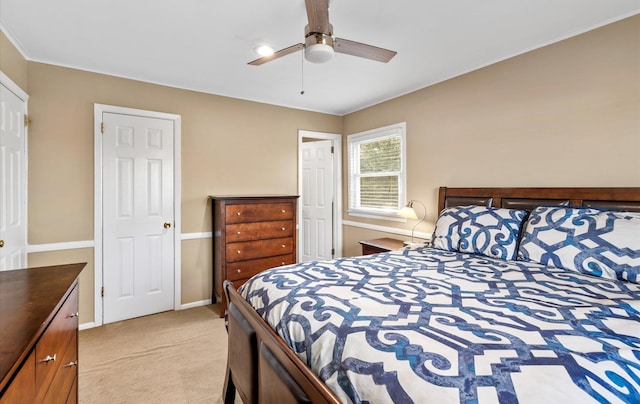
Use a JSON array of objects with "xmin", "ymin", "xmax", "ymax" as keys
[
  {"xmin": 180, "ymin": 299, "xmax": 213, "ymax": 310},
  {"xmin": 79, "ymin": 321, "xmax": 98, "ymax": 330},
  {"xmin": 181, "ymin": 232, "xmax": 212, "ymax": 240}
]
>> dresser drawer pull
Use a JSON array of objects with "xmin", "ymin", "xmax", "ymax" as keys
[
  {"xmin": 281, "ymin": 209, "xmax": 286, "ymax": 213},
  {"xmin": 64, "ymin": 361, "xmax": 78, "ymax": 368},
  {"xmin": 67, "ymin": 312, "xmax": 79, "ymax": 318},
  {"xmin": 236, "ymin": 269, "xmax": 241, "ymax": 273},
  {"xmin": 281, "ymin": 227, "xmax": 286, "ymax": 231},
  {"xmin": 282, "ymin": 262, "xmax": 285, "ymax": 265},
  {"xmin": 236, "ymin": 231, "xmax": 241, "ymax": 235},
  {"xmin": 40, "ymin": 354, "xmax": 57, "ymax": 363},
  {"xmin": 237, "ymin": 250, "xmax": 241, "ymax": 254},
  {"xmin": 282, "ymin": 244, "xmax": 286, "ymax": 248},
  {"xmin": 236, "ymin": 212, "xmax": 241, "ymax": 216}
]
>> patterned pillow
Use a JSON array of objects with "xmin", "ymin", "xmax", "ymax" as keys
[
  {"xmin": 517, "ymin": 206, "xmax": 640, "ymax": 283},
  {"xmin": 458, "ymin": 206, "xmax": 528, "ymax": 260},
  {"xmin": 432, "ymin": 205, "xmax": 528, "ymax": 261},
  {"xmin": 431, "ymin": 205, "xmax": 472, "ymax": 252}
]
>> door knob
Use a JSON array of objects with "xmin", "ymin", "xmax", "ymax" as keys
[
  {"xmin": 164, "ymin": 222, "xmax": 171, "ymax": 229},
  {"xmin": 0, "ymin": 240, "xmax": 4, "ymax": 248}
]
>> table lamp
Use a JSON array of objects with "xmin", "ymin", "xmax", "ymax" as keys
[{"xmin": 398, "ymin": 200, "xmax": 426, "ymax": 245}]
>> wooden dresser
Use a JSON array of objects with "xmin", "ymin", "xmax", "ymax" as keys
[
  {"xmin": 210, "ymin": 195, "xmax": 298, "ymax": 317},
  {"xmin": 0, "ymin": 263, "xmax": 85, "ymax": 404}
]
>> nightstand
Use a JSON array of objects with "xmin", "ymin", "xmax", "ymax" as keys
[{"xmin": 359, "ymin": 238, "xmax": 406, "ymax": 255}]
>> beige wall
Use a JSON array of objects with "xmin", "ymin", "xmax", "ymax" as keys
[
  {"xmin": 342, "ymin": 15, "xmax": 640, "ymax": 249},
  {"xmin": 0, "ymin": 31, "xmax": 28, "ymax": 91},
  {"xmin": 26, "ymin": 63, "xmax": 342, "ymax": 241},
  {"xmin": 2, "ymin": 15, "xmax": 638, "ymax": 325}
]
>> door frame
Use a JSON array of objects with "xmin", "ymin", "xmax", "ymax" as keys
[
  {"xmin": 0, "ymin": 71, "xmax": 28, "ymax": 270},
  {"xmin": 93, "ymin": 104, "xmax": 181, "ymax": 326},
  {"xmin": 297, "ymin": 130, "xmax": 343, "ymax": 260}
]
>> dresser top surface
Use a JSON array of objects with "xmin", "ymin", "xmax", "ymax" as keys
[
  {"xmin": 0, "ymin": 263, "xmax": 86, "ymax": 391},
  {"xmin": 208, "ymin": 195, "xmax": 299, "ymax": 201}
]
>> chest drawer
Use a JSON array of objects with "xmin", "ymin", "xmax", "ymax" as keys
[
  {"xmin": 226, "ymin": 220, "xmax": 293, "ymax": 242},
  {"xmin": 35, "ymin": 285, "xmax": 78, "ymax": 392},
  {"xmin": 40, "ymin": 332, "xmax": 77, "ymax": 404},
  {"xmin": 226, "ymin": 238, "xmax": 294, "ymax": 262},
  {"xmin": 226, "ymin": 203, "xmax": 294, "ymax": 224},
  {"xmin": 226, "ymin": 254, "xmax": 295, "ymax": 281}
]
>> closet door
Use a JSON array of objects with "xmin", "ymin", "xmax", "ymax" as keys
[{"xmin": 0, "ymin": 74, "xmax": 28, "ymax": 271}]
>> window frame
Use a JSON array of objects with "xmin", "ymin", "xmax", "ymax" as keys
[{"xmin": 347, "ymin": 122, "xmax": 407, "ymax": 221}]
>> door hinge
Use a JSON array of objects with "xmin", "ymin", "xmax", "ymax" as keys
[
  {"xmin": 330, "ymin": 146, "xmax": 334, "ymax": 153},
  {"xmin": 24, "ymin": 115, "xmax": 30, "ymax": 127},
  {"xmin": 101, "ymin": 122, "xmax": 105, "ymax": 133},
  {"xmin": 101, "ymin": 286, "xmax": 104, "ymax": 297},
  {"xmin": 331, "ymin": 248, "xmax": 335, "ymax": 256}
]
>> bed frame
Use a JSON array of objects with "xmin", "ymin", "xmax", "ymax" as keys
[{"xmin": 223, "ymin": 186, "xmax": 640, "ymax": 404}]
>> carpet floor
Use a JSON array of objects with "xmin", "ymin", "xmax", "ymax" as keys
[{"xmin": 79, "ymin": 305, "xmax": 228, "ymax": 403}]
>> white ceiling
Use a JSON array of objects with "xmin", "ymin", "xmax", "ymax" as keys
[{"xmin": 1, "ymin": 0, "xmax": 639, "ymax": 115}]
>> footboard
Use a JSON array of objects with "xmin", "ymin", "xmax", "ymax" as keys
[{"xmin": 223, "ymin": 281, "xmax": 341, "ymax": 404}]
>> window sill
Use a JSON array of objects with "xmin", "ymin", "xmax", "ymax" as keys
[{"xmin": 347, "ymin": 209, "xmax": 406, "ymax": 222}]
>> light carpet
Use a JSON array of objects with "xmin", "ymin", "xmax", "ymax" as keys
[{"xmin": 79, "ymin": 305, "xmax": 228, "ymax": 404}]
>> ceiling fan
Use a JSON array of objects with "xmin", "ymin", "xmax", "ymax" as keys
[{"xmin": 248, "ymin": 0, "xmax": 397, "ymax": 66}]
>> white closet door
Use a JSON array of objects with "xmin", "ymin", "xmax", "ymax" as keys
[
  {"xmin": 301, "ymin": 140, "xmax": 334, "ymax": 262},
  {"xmin": 102, "ymin": 112, "xmax": 175, "ymax": 323},
  {"xmin": 0, "ymin": 77, "xmax": 27, "ymax": 271}
]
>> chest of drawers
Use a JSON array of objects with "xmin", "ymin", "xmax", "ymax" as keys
[
  {"xmin": 210, "ymin": 195, "xmax": 298, "ymax": 317},
  {"xmin": 0, "ymin": 263, "xmax": 85, "ymax": 404}
]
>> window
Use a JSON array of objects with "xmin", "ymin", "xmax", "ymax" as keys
[{"xmin": 348, "ymin": 122, "xmax": 406, "ymax": 220}]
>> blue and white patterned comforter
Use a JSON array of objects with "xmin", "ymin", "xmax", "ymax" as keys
[{"xmin": 240, "ymin": 247, "xmax": 640, "ymax": 404}]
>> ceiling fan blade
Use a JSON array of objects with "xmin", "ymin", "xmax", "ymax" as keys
[
  {"xmin": 334, "ymin": 38, "xmax": 397, "ymax": 63},
  {"xmin": 305, "ymin": 0, "xmax": 331, "ymax": 33},
  {"xmin": 248, "ymin": 43, "xmax": 304, "ymax": 66}
]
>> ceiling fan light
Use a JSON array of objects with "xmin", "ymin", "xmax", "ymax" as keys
[
  {"xmin": 254, "ymin": 45, "xmax": 274, "ymax": 57},
  {"xmin": 305, "ymin": 43, "xmax": 334, "ymax": 64}
]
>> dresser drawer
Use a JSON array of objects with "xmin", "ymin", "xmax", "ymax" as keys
[
  {"xmin": 41, "ymin": 332, "xmax": 77, "ymax": 404},
  {"xmin": 226, "ymin": 203, "xmax": 294, "ymax": 224},
  {"xmin": 226, "ymin": 220, "xmax": 293, "ymax": 242},
  {"xmin": 0, "ymin": 351, "xmax": 35, "ymax": 404},
  {"xmin": 226, "ymin": 254, "xmax": 295, "ymax": 281},
  {"xmin": 66, "ymin": 377, "xmax": 77, "ymax": 404},
  {"xmin": 226, "ymin": 238, "xmax": 294, "ymax": 262},
  {"xmin": 35, "ymin": 286, "xmax": 78, "ymax": 393}
]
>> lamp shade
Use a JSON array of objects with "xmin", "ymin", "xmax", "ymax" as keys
[
  {"xmin": 398, "ymin": 200, "xmax": 426, "ymax": 244},
  {"xmin": 397, "ymin": 205, "xmax": 418, "ymax": 219}
]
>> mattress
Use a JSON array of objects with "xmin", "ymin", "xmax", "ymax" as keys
[{"xmin": 240, "ymin": 247, "xmax": 640, "ymax": 403}]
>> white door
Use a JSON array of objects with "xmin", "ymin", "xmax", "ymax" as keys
[
  {"xmin": 301, "ymin": 140, "xmax": 334, "ymax": 262},
  {"xmin": 0, "ymin": 77, "xmax": 27, "ymax": 271},
  {"xmin": 102, "ymin": 112, "xmax": 175, "ymax": 323}
]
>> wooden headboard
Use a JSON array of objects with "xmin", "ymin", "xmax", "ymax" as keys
[{"xmin": 438, "ymin": 187, "xmax": 640, "ymax": 214}]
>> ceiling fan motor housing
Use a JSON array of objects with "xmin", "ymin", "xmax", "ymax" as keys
[{"xmin": 304, "ymin": 24, "xmax": 335, "ymax": 63}]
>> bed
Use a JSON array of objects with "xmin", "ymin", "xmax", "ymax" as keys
[{"xmin": 223, "ymin": 187, "xmax": 640, "ymax": 404}]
